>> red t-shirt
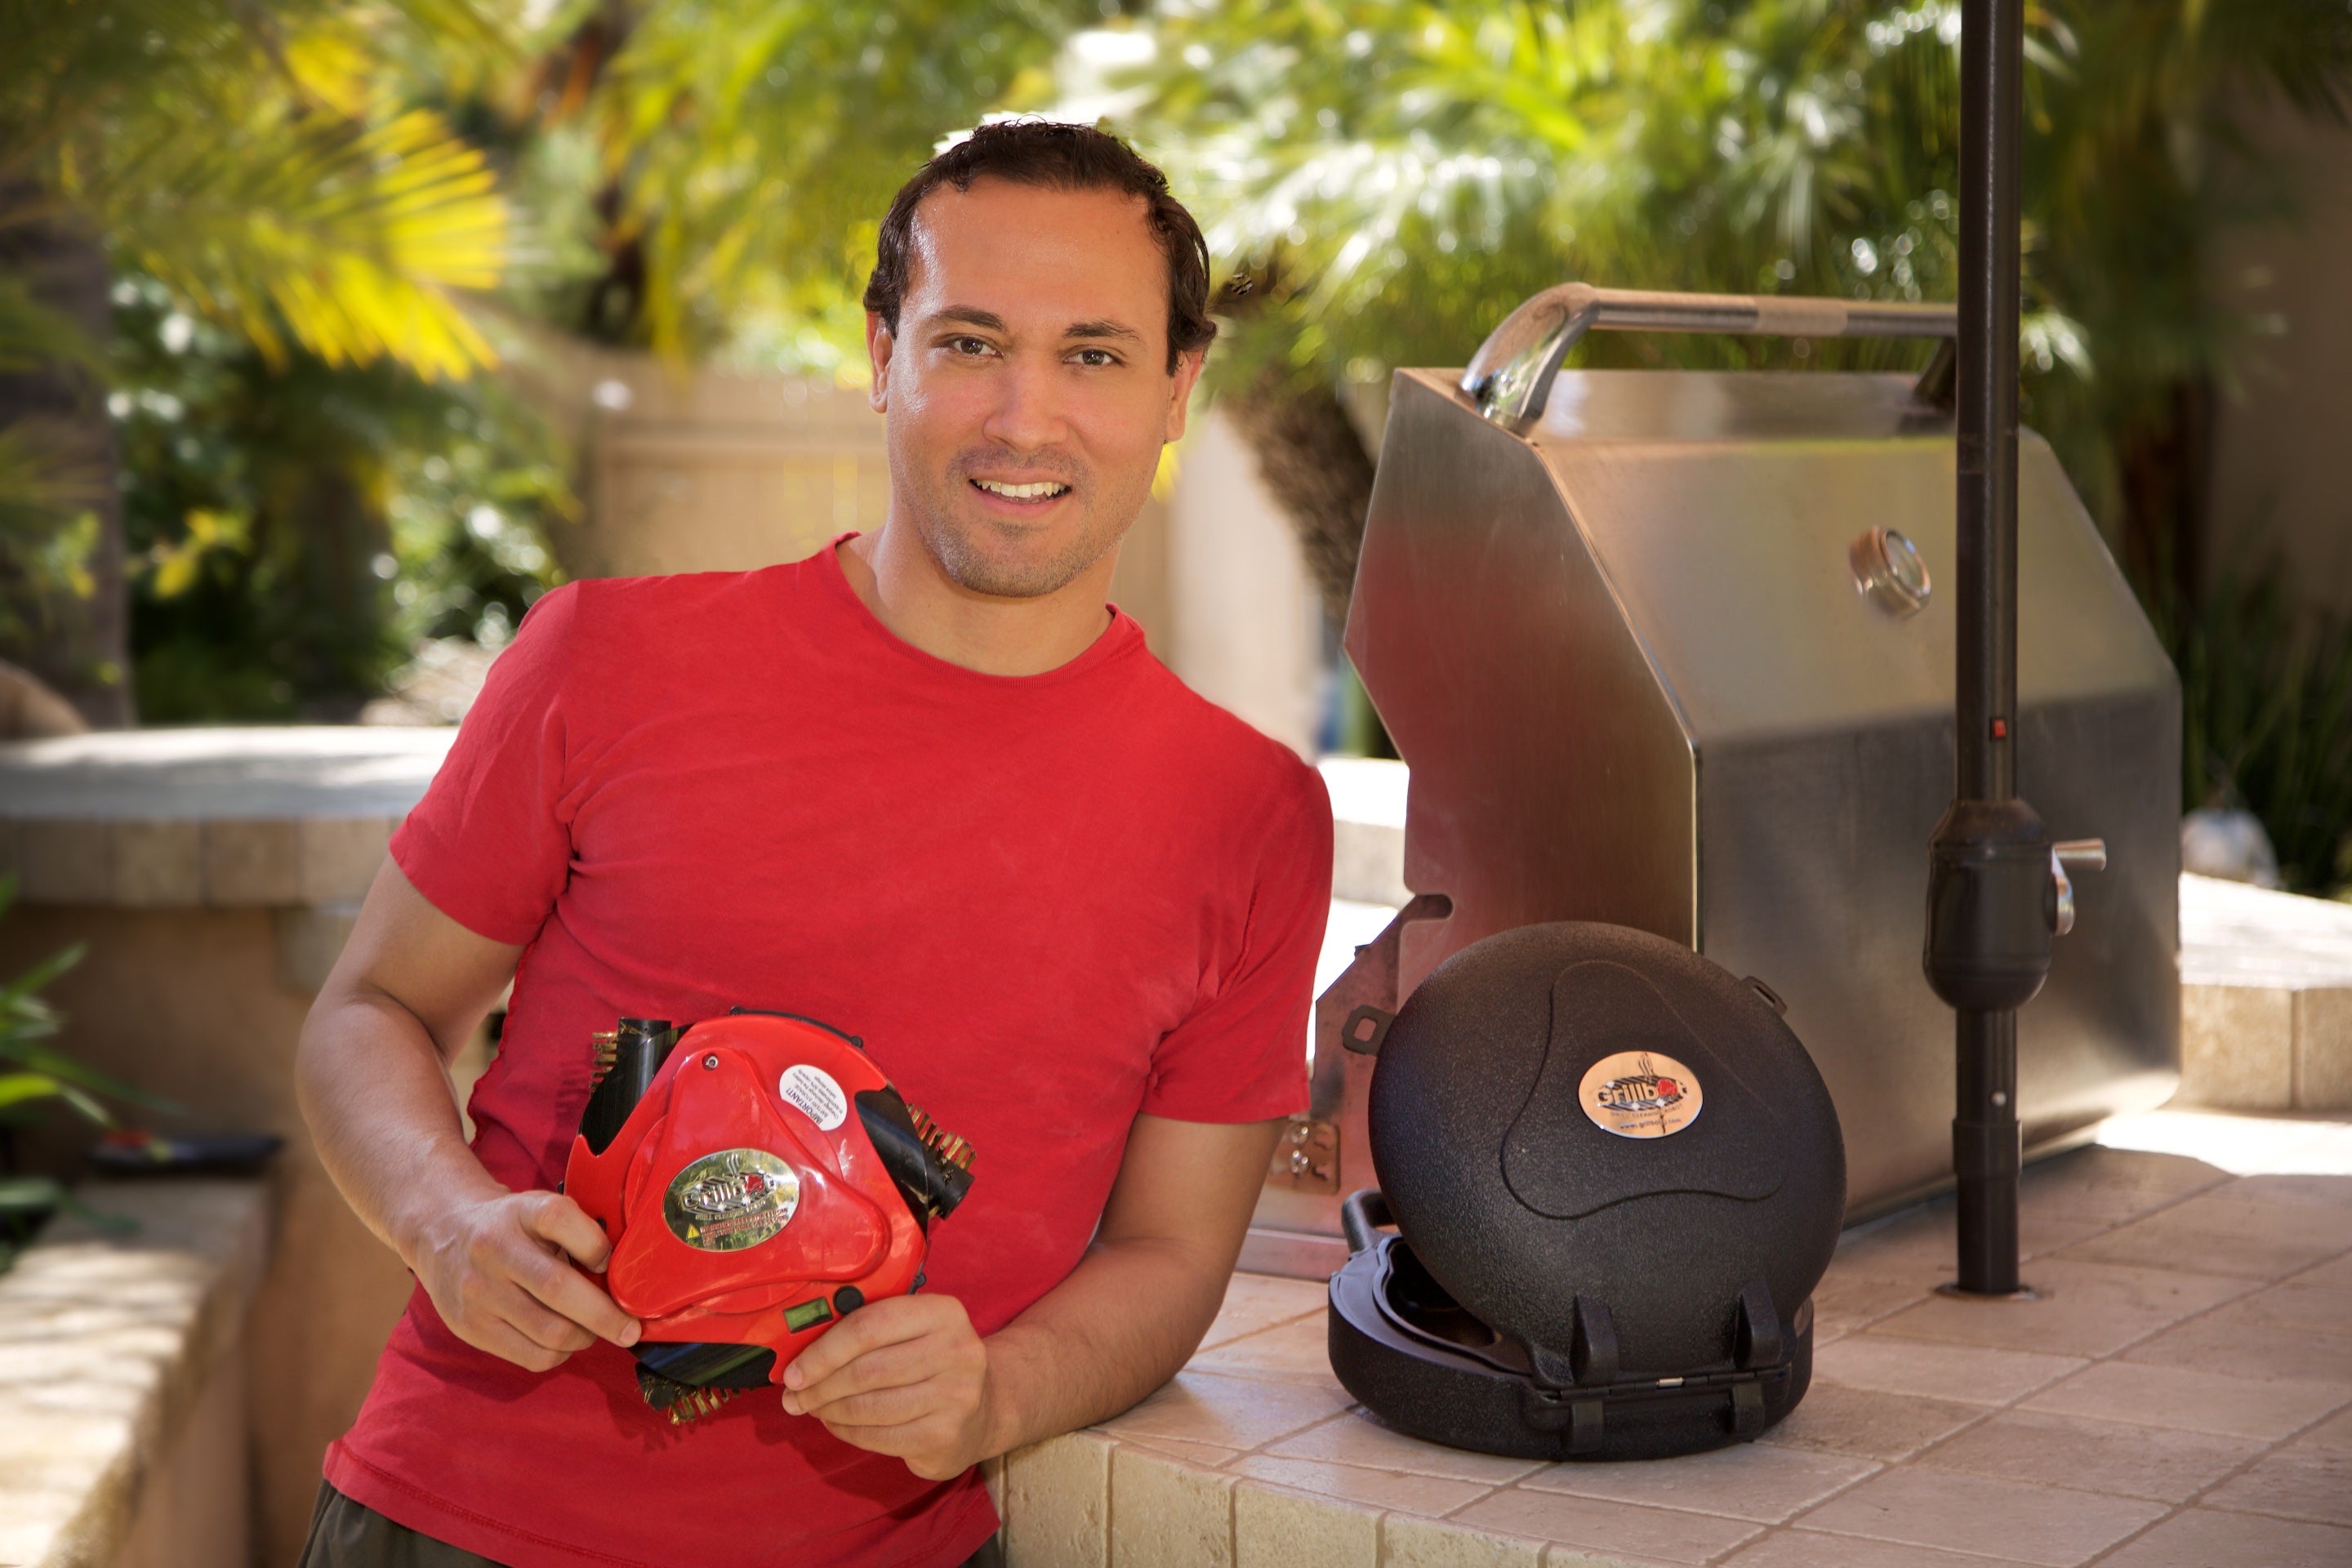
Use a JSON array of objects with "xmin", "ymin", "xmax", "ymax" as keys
[{"xmin": 324, "ymin": 543, "xmax": 1332, "ymax": 1568}]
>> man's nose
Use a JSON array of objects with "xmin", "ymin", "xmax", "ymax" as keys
[{"xmin": 978, "ymin": 354, "xmax": 1073, "ymax": 452}]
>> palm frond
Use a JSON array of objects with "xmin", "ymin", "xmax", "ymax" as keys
[{"xmin": 91, "ymin": 107, "xmax": 508, "ymax": 380}]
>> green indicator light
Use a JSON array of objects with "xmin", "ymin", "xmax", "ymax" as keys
[{"xmin": 783, "ymin": 1298, "xmax": 835, "ymax": 1333}]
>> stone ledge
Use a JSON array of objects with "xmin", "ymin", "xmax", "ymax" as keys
[
  {"xmin": 1001, "ymin": 1113, "xmax": 2352, "ymax": 1568},
  {"xmin": 0, "ymin": 1180, "xmax": 271, "ymax": 1568},
  {"xmin": 0, "ymin": 729, "xmax": 448, "ymax": 909}
]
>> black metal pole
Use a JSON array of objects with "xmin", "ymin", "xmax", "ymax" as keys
[{"xmin": 1937, "ymin": 0, "xmax": 2032, "ymax": 1297}]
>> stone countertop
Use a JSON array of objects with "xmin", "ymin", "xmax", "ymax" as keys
[
  {"xmin": 1002, "ymin": 1107, "xmax": 2352, "ymax": 1568},
  {"xmin": 0, "ymin": 1180, "xmax": 270, "ymax": 1568},
  {"xmin": 0, "ymin": 728, "xmax": 453, "ymax": 821},
  {"xmin": 2180, "ymin": 872, "xmax": 2352, "ymax": 990}
]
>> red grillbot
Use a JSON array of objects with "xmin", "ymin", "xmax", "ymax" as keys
[{"xmin": 562, "ymin": 1009, "xmax": 974, "ymax": 1422}]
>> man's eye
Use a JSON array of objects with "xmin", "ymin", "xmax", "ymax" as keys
[
  {"xmin": 950, "ymin": 336, "xmax": 993, "ymax": 356},
  {"xmin": 1074, "ymin": 348, "xmax": 1117, "ymax": 368}
]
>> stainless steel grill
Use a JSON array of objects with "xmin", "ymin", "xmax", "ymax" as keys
[{"xmin": 1248, "ymin": 288, "xmax": 2180, "ymax": 1273}]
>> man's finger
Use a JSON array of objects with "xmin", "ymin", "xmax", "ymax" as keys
[
  {"xmin": 510, "ymin": 1244, "xmax": 641, "ymax": 1348},
  {"xmin": 790, "ymin": 1339, "xmax": 932, "ymax": 1411},
  {"xmin": 523, "ymin": 1192, "xmax": 615, "ymax": 1272},
  {"xmin": 514, "ymin": 1196, "xmax": 639, "ymax": 1346},
  {"xmin": 486, "ymin": 1278, "xmax": 599, "ymax": 1354},
  {"xmin": 808, "ymin": 1379, "xmax": 951, "ymax": 1430},
  {"xmin": 783, "ymin": 1296, "xmax": 941, "ymax": 1389}
]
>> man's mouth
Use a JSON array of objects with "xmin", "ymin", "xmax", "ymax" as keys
[{"xmin": 971, "ymin": 478, "xmax": 1071, "ymax": 502}]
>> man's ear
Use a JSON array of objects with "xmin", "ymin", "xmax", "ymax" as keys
[
  {"xmin": 1162, "ymin": 348, "xmax": 1207, "ymax": 443},
  {"xmin": 865, "ymin": 312, "xmax": 895, "ymax": 412}
]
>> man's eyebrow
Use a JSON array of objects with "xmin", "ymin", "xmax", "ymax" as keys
[
  {"xmin": 1063, "ymin": 318, "xmax": 1143, "ymax": 343},
  {"xmin": 930, "ymin": 305, "xmax": 1008, "ymax": 332}
]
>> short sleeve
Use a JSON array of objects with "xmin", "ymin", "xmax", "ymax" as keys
[
  {"xmin": 1141, "ymin": 761, "xmax": 1334, "ymax": 1123},
  {"xmin": 388, "ymin": 585, "xmax": 584, "ymax": 946}
]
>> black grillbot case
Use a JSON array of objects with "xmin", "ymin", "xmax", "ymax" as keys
[{"xmin": 1327, "ymin": 923, "xmax": 1846, "ymax": 1462}]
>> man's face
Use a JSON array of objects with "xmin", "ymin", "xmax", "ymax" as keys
[{"xmin": 867, "ymin": 177, "xmax": 1203, "ymax": 599}]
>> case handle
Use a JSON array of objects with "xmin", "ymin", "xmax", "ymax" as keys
[{"xmin": 1462, "ymin": 283, "xmax": 1959, "ymax": 429}]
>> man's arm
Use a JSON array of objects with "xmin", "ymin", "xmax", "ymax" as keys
[
  {"xmin": 780, "ymin": 1111, "xmax": 1283, "ymax": 1478},
  {"xmin": 296, "ymin": 860, "xmax": 640, "ymax": 1370}
]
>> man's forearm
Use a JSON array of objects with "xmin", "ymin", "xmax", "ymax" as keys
[
  {"xmin": 297, "ymin": 987, "xmax": 505, "ymax": 1264},
  {"xmin": 977, "ymin": 1230, "xmax": 1232, "ymax": 1457}
]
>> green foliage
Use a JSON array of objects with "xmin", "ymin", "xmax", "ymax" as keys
[
  {"xmin": 1061, "ymin": 0, "xmax": 2345, "ymax": 530},
  {"xmin": 109, "ymin": 274, "xmax": 565, "ymax": 721},
  {"xmin": 0, "ymin": 871, "xmax": 170, "ymax": 1267},
  {"xmin": 590, "ymin": 0, "xmax": 1105, "ymax": 363},
  {"xmin": 2162, "ymin": 555, "xmax": 2352, "ymax": 895},
  {"xmin": 0, "ymin": 0, "xmax": 533, "ymax": 626}
]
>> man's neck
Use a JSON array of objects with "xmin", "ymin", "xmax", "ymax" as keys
[{"xmin": 835, "ymin": 524, "xmax": 1117, "ymax": 678}]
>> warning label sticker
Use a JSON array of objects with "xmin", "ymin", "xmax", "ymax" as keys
[{"xmin": 778, "ymin": 1063, "xmax": 849, "ymax": 1132}]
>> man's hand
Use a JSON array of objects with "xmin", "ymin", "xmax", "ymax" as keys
[
  {"xmin": 781, "ymin": 1294, "xmax": 993, "ymax": 1480},
  {"xmin": 408, "ymin": 1187, "xmax": 642, "ymax": 1373}
]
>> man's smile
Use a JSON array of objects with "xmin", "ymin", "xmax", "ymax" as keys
[{"xmin": 969, "ymin": 476, "xmax": 1072, "ymax": 504}]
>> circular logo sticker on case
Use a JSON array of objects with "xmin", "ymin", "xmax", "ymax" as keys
[
  {"xmin": 1579, "ymin": 1051, "xmax": 1704, "ymax": 1139},
  {"xmin": 664, "ymin": 1149, "xmax": 799, "ymax": 1250},
  {"xmin": 778, "ymin": 1063, "xmax": 849, "ymax": 1131}
]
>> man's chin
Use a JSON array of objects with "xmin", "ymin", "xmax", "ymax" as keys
[{"xmin": 924, "ymin": 514, "xmax": 1116, "ymax": 601}]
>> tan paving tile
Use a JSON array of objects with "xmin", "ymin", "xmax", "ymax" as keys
[
  {"xmin": 1380, "ymin": 1512, "xmax": 1545, "ymax": 1568},
  {"xmin": 1233, "ymin": 1479, "xmax": 1378, "ymax": 1568},
  {"xmin": 1807, "ymin": 1273, "xmax": 1931, "ymax": 1343},
  {"xmin": 2123, "ymin": 1307, "xmax": 2352, "ymax": 1384},
  {"xmin": 1793, "ymin": 1468, "xmax": 2166, "ymax": 1566},
  {"xmin": 2231, "ymin": 1279, "xmax": 2352, "ymax": 1340},
  {"xmin": 1757, "ymin": 1382, "xmax": 1987, "ymax": 1462},
  {"xmin": 1188, "ymin": 1316, "xmax": 1337, "ymax": 1383},
  {"xmin": 1864, "ymin": 1257, "xmax": 2255, "ymax": 1358},
  {"xmin": 1111, "ymin": 1446, "xmax": 1233, "ymax": 1568},
  {"xmin": 2057, "ymin": 1193, "xmax": 2352, "ymax": 1280},
  {"xmin": 2301, "ymin": 1408, "xmax": 2352, "ymax": 1452},
  {"xmin": 1912, "ymin": 1407, "xmax": 2268, "ymax": 1503},
  {"xmin": 2015, "ymin": 1147, "xmax": 2231, "ymax": 1223},
  {"xmin": 2204, "ymin": 1445, "xmax": 2352, "ymax": 1527},
  {"xmin": 1200, "ymin": 1273, "xmax": 1330, "ymax": 1351},
  {"xmin": 2022, "ymin": 1361, "xmax": 2352, "ymax": 1441},
  {"xmin": 1099, "ymin": 1370, "xmax": 1352, "ymax": 1450},
  {"xmin": 1833, "ymin": 1204, "xmax": 2109, "ymax": 1285},
  {"xmin": 1812, "ymin": 1332, "xmax": 2085, "ymax": 1405},
  {"xmin": 2304, "ymin": 1254, "xmax": 2352, "ymax": 1290},
  {"xmin": 2226, "ymin": 1173, "xmax": 2352, "ymax": 1210},
  {"xmin": 1519, "ymin": 1441, "xmax": 1875, "ymax": 1524},
  {"xmin": 1264, "ymin": 1411, "xmax": 1545, "ymax": 1485},
  {"xmin": 2096, "ymin": 1507, "xmax": 2352, "ymax": 1568},
  {"xmin": 1227, "ymin": 1454, "xmax": 1490, "ymax": 1518},
  {"xmin": 1719, "ymin": 1530, "xmax": 2036, "ymax": 1567},
  {"xmin": 1113, "ymin": 1432, "xmax": 1243, "ymax": 1469},
  {"xmin": 1450, "ymin": 1490, "xmax": 1762, "ymax": 1567}
]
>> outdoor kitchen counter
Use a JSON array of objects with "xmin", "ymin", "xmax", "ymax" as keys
[
  {"xmin": 1004, "ymin": 1107, "xmax": 2352, "ymax": 1568},
  {"xmin": 0, "ymin": 1180, "xmax": 270, "ymax": 1568},
  {"xmin": 0, "ymin": 728, "xmax": 459, "ymax": 1567}
]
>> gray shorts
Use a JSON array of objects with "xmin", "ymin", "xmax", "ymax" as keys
[{"xmin": 296, "ymin": 1481, "xmax": 1006, "ymax": 1568}]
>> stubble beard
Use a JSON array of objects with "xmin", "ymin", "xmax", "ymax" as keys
[{"xmin": 889, "ymin": 437, "xmax": 1144, "ymax": 599}]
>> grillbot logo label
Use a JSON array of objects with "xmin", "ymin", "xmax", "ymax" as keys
[
  {"xmin": 663, "ymin": 1148, "xmax": 800, "ymax": 1251},
  {"xmin": 1578, "ymin": 1050, "xmax": 1704, "ymax": 1139}
]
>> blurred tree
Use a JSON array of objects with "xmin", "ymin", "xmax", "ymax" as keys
[
  {"xmin": 0, "ymin": 0, "xmax": 521, "ymax": 722},
  {"xmin": 1059, "ymin": 0, "xmax": 2350, "ymax": 621},
  {"xmin": 577, "ymin": 0, "xmax": 1104, "ymax": 365}
]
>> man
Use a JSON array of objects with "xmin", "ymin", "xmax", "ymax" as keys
[{"xmin": 295, "ymin": 121, "xmax": 1333, "ymax": 1568}]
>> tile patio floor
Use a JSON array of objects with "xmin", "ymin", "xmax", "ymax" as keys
[{"xmin": 1049, "ymin": 1107, "xmax": 2352, "ymax": 1567}]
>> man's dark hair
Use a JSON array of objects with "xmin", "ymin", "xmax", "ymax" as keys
[{"xmin": 864, "ymin": 120, "xmax": 1215, "ymax": 374}]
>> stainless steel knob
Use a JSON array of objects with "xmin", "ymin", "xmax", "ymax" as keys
[{"xmin": 1850, "ymin": 528, "xmax": 1932, "ymax": 618}]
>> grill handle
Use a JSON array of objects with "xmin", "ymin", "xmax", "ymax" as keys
[{"xmin": 1462, "ymin": 284, "xmax": 1959, "ymax": 429}]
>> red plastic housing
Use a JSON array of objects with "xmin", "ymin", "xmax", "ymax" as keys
[{"xmin": 561, "ymin": 1013, "xmax": 928, "ymax": 1383}]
